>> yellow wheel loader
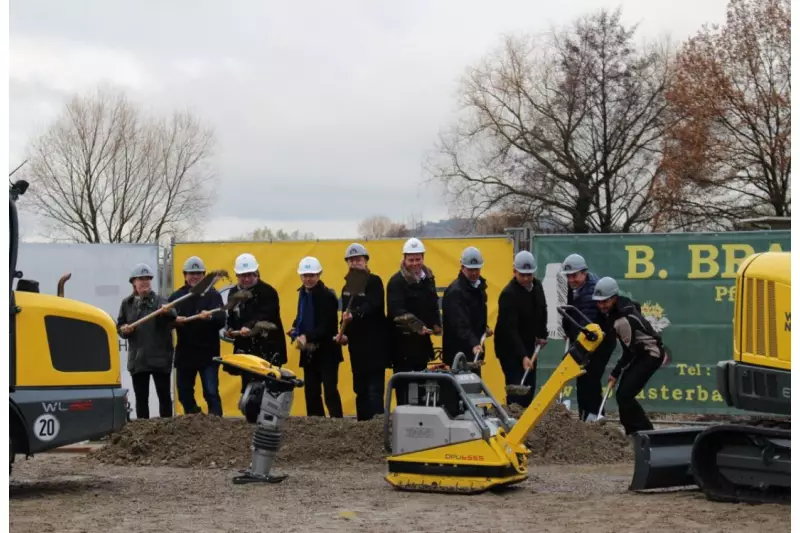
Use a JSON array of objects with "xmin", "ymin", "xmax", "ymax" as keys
[
  {"xmin": 9, "ymin": 180, "xmax": 129, "ymax": 473},
  {"xmin": 628, "ymin": 251, "xmax": 790, "ymax": 505},
  {"xmin": 383, "ymin": 305, "xmax": 604, "ymax": 494}
]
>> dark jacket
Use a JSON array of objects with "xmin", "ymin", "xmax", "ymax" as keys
[
  {"xmin": 168, "ymin": 284, "xmax": 225, "ymax": 369},
  {"xmin": 226, "ymin": 279, "xmax": 287, "ymax": 365},
  {"xmin": 562, "ymin": 271, "xmax": 601, "ymax": 340},
  {"xmin": 442, "ymin": 271, "xmax": 488, "ymax": 367},
  {"xmin": 386, "ymin": 262, "xmax": 441, "ymax": 368},
  {"xmin": 117, "ymin": 291, "xmax": 177, "ymax": 374},
  {"xmin": 494, "ymin": 277, "xmax": 547, "ymax": 365},
  {"xmin": 606, "ymin": 295, "xmax": 662, "ymax": 379},
  {"xmin": 291, "ymin": 280, "xmax": 343, "ymax": 368},
  {"xmin": 340, "ymin": 271, "xmax": 388, "ymax": 373}
]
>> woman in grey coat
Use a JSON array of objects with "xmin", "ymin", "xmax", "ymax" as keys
[{"xmin": 117, "ymin": 263, "xmax": 176, "ymax": 419}]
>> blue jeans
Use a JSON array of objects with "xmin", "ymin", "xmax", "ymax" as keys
[{"xmin": 176, "ymin": 365, "xmax": 223, "ymax": 416}]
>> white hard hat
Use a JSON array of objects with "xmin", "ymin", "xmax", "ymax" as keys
[
  {"xmin": 129, "ymin": 263, "xmax": 154, "ymax": 283},
  {"xmin": 344, "ymin": 243, "xmax": 369, "ymax": 260},
  {"xmin": 402, "ymin": 237, "xmax": 425, "ymax": 254},
  {"xmin": 460, "ymin": 246, "xmax": 484, "ymax": 269},
  {"xmin": 234, "ymin": 253, "xmax": 259, "ymax": 275},
  {"xmin": 183, "ymin": 256, "xmax": 205, "ymax": 273},
  {"xmin": 562, "ymin": 253, "xmax": 588, "ymax": 275},
  {"xmin": 514, "ymin": 251, "xmax": 537, "ymax": 274},
  {"xmin": 592, "ymin": 277, "xmax": 619, "ymax": 301},
  {"xmin": 298, "ymin": 256, "xmax": 323, "ymax": 275}
]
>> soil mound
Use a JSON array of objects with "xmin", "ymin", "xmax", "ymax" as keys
[{"xmin": 90, "ymin": 404, "xmax": 632, "ymax": 469}]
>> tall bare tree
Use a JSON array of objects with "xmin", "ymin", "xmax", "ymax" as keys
[
  {"xmin": 428, "ymin": 8, "xmax": 673, "ymax": 233},
  {"xmin": 656, "ymin": 0, "xmax": 791, "ymax": 229},
  {"xmin": 21, "ymin": 86, "xmax": 216, "ymax": 243}
]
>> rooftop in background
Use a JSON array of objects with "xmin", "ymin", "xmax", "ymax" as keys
[{"xmin": 735, "ymin": 217, "xmax": 791, "ymax": 231}]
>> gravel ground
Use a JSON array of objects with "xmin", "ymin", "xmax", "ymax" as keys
[{"xmin": 10, "ymin": 453, "xmax": 789, "ymax": 533}]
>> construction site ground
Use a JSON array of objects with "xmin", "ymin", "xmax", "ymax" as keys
[
  {"xmin": 11, "ymin": 453, "xmax": 789, "ymax": 533},
  {"xmin": 9, "ymin": 409, "xmax": 790, "ymax": 533}
]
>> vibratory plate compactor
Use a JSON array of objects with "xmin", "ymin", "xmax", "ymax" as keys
[{"xmin": 383, "ymin": 305, "xmax": 605, "ymax": 494}]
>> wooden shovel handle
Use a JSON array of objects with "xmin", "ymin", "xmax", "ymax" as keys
[{"xmin": 128, "ymin": 295, "xmax": 184, "ymax": 329}]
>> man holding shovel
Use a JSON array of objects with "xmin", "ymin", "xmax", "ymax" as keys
[
  {"xmin": 334, "ymin": 243, "xmax": 388, "ymax": 421},
  {"xmin": 386, "ymin": 238, "xmax": 442, "ymax": 404},
  {"xmin": 169, "ymin": 256, "xmax": 226, "ymax": 416},
  {"xmin": 225, "ymin": 253, "xmax": 287, "ymax": 393},
  {"xmin": 289, "ymin": 256, "xmax": 344, "ymax": 418},
  {"xmin": 561, "ymin": 253, "xmax": 616, "ymax": 422},
  {"xmin": 442, "ymin": 246, "xmax": 491, "ymax": 375},
  {"xmin": 495, "ymin": 251, "xmax": 548, "ymax": 407}
]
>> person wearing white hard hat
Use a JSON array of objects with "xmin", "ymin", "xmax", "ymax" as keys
[
  {"xmin": 225, "ymin": 253, "xmax": 287, "ymax": 393},
  {"xmin": 495, "ymin": 251, "xmax": 548, "ymax": 407},
  {"xmin": 442, "ymin": 246, "xmax": 491, "ymax": 374},
  {"xmin": 593, "ymin": 277, "xmax": 666, "ymax": 436},
  {"xmin": 386, "ymin": 238, "xmax": 442, "ymax": 403},
  {"xmin": 560, "ymin": 253, "xmax": 616, "ymax": 422},
  {"xmin": 334, "ymin": 243, "xmax": 389, "ymax": 421},
  {"xmin": 116, "ymin": 263, "xmax": 176, "ymax": 419},
  {"xmin": 168, "ymin": 256, "xmax": 225, "ymax": 416},
  {"xmin": 289, "ymin": 256, "xmax": 343, "ymax": 418}
]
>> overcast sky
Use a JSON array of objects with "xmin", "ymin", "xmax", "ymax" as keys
[{"xmin": 10, "ymin": 0, "xmax": 730, "ymax": 241}]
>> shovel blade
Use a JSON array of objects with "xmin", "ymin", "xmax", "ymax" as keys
[
  {"xmin": 629, "ymin": 427, "xmax": 705, "ymax": 491},
  {"xmin": 344, "ymin": 268, "xmax": 370, "ymax": 295}
]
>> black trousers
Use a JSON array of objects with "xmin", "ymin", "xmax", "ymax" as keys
[
  {"xmin": 576, "ymin": 337, "xmax": 614, "ymax": 421},
  {"xmin": 352, "ymin": 367, "xmax": 385, "ymax": 421},
  {"xmin": 500, "ymin": 358, "xmax": 536, "ymax": 407},
  {"xmin": 131, "ymin": 371, "xmax": 172, "ymax": 419},
  {"xmin": 303, "ymin": 359, "xmax": 343, "ymax": 418},
  {"xmin": 616, "ymin": 352, "xmax": 664, "ymax": 435}
]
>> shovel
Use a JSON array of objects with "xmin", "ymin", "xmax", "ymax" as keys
[
  {"xmin": 557, "ymin": 338, "xmax": 572, "ymax": 410},
  {"xmin": 393, "ymin": 313, "xmax": 432, "ymax": 335},
  {"xmin": 229, "ymin": 320, "xmax": 278, "ymax": 337},
  {"xmin": 334, "ymin": 267, "xmax": 371, "ymax": 341},
  {"xmin": 181, "ymin": 290, "xmax": 252, "ymax": 323},
  {"xmin": 505, "ymin": 343, "xmax": 541, "ymax": 397},
  {"xmin": 586, "ymin": 385, "xmax": 612, "ymax": 423},
  {"xmin": 126, "ymin": 270, "xmax": 229, "ymax": 330},
  {"xmin": 466, "ymin": 333, "xmax": 488, "ymax": 371}
]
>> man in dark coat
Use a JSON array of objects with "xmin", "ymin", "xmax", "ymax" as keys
[
  {"xmin": 560, "ymin": 253, "xmax": 617, "ymax": 422},
  {"xmin": 290, "ymin": 256, "xmax": 344, "ymax": 418},
  {"xmin": 442, "ymin": 246, "xmax": 491, "ymax": 373},
  {"xmin": 335, "ymin": 243, "xmax": 388, "ymax": 421},
  {"xmin": 386, "ymin": 238, "xmax": 442, "ymax": 404},
  {"xmin": 225, "ymin": 252, "xmax": 287, "ymax": 392},
  {"xmin": 495, "ymin": 251, "xmax": 548, "ymax": 407},
  {"xmin": 169, "ymin": 256, "xmax": 226, "ymax": 416},
  {"xmin": 117, "ymin": 263, "xmax": 177, "ymax": 419},
  {"xmin": 593, "ymin": 277, "xmax": 666, "ymax": 435}
]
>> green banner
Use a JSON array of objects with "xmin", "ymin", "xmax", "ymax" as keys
[{"xmin": 530, "ymin": 231, "xmax": 790, "ymax": 414}]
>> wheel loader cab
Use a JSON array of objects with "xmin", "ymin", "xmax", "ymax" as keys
[{"xmin": 9, "ymin": 181, "xmax": 128, "ymax": 467}]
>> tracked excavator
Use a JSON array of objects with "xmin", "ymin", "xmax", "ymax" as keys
[
  {"xmin": 9, "ymin": 179, "xmax": 129, "ymax": 473},
  {"xmin": 629, "ymin": 251, "xmax": 790, "ymax": 505},
  {"xmin": 383, "ymin": 305, "xmax": 604, "ymax": 493}
]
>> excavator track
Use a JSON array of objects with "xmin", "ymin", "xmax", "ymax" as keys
[{"xmin": 690, "ymin": 419, "xmax": 790, "ymax": 505}]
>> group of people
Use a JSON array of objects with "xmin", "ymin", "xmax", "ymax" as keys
[{"xmin": 115, "ymin": 237, "xmax": 666, "ymax": 436}]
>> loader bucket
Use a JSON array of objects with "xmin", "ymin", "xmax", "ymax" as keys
[{"xmin": 629, "ymin": 427, "xmax": 706, "ymax": 491}]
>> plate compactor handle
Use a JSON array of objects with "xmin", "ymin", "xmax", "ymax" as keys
[{"xmin": 557, "ymin": 305, "xmax": 599, "ymax": 342}]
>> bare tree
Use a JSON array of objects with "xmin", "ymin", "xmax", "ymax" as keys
[
  {"xmin": 20, "ymin": 86, "xmax": 216, "ymax": 244},
  {"xmin": 656, "ymin": 0, "xmax": 791, "ymax": 228},
  {"xmin": 235, "ymin": 226, "xmax": 316, "ymax": 241},
  {"xmin": 428, "ymin": 8, "xmax": 673, "ymax": 233},
  {"xmin": 358, "ymin": 215, "xmax": 410, "ymax": 239}
]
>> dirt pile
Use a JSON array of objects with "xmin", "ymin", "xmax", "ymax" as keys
[
  {"xmin": 509, "ymin": 404, "xmax": 634, "ymax": 464},
  {"xmin": 89, "ymin": 414, "xmax": 385, "ymax": 469},
  {"xmin": 89, "ymin": 404, "xmax": 632, "ymax": 470}
]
